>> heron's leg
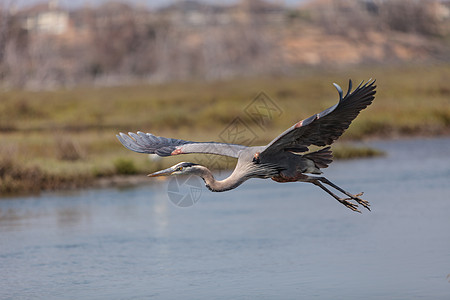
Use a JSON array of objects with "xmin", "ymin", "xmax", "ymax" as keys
[
  {"xmin": 307, "ymin": 179, "xmax": 361, "ymax": 213},
  {"xmin": 316, "ymin": 177, "xmax": 370, "ymax": 211}
]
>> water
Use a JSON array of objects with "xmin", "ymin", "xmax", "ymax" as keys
[{"xmin": 1, "ymin": 137, "xmax": 450, "ymax": 299}]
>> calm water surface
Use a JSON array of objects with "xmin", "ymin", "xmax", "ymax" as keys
[{"xmin": 1, "ymin": 138, "xmax": 450, "ymax": 299}]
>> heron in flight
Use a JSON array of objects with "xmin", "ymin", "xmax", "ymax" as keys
[{"xmin": 117, "ymin": 79, "xmax": 376, "ymax": 212}]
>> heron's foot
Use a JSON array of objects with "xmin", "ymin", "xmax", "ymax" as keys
[
  {"xmin": 338, "ymin": 198, "xmax": 361, "ymax": 213},
  {"xmin": 349, "ymin": 192, "xmax": 371, "ymax": 211},
  {"xmin": 307, "ymin": 177, "xmax": 370, "ymax": 213}
]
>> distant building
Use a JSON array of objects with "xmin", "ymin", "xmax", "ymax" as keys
[{"xmin": 20, "ymin": 0, "xmax": 69, "ymax": 35}]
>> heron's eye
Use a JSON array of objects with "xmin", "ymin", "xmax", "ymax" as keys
[{"xmin": 177, "ymin": 166, "xmax": 183, "ymax": 171}]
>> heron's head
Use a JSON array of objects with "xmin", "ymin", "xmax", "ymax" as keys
[{"xmin": 148, "ymin": 162, "xmax": 200, "ymax": 177}]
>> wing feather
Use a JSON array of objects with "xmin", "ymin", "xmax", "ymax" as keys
[
  {"xmin": 117, "ymin": 132, "xmax": 246, "ymax": 158},
  {"xmin": 261, "ymin": 79, "xmax": 376, "ymax": 156}
]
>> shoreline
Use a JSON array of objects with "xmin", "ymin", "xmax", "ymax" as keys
[{"xmin": 2, "ymin": 135, "xmax": 448, "ymax": 199}]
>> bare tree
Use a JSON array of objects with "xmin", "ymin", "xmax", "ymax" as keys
[
  {"xmin": 87, "ymin": 2, "xmax": 159, "ymax": 82},
  {"xmin": 0, "ymin": 0, "xmax": 21, "ymax": 83},
  {"xmin": 379, "ymin": 0, "xmax": 446, "ymax": 36},
  {"xmin": 311, "ymin": 0, "xmax": 376, "ymax": 38},
  {"xmin": 199, "ymin": 0, "xmax": 285, "ymax": 79}
]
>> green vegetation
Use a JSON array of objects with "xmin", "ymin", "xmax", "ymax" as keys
[
  {"xmin": 114, "ymin": 158, "xmax": 138, "ymax": 175},
  {"xmin": 0, "ymin": 63, "xmax": 449, "ymax": 195},
  {"xmin": 332, "ymin": 145, "xmax": 385, "ymax": 160}
]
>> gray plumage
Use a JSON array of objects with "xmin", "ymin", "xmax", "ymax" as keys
[
  {"xmin": 117, "ymin": 132, "xmax": 246, "ymax": 158},
  {"xmin": 117, "ymin": 79, "xmax": 376, "ymax": 212}
]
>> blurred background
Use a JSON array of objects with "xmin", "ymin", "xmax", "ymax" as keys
[
  {"xmin": 1, "ymin": 1, "xmax": 450, "ymax": 299},
  {"xmin": 1, "ymin": 0, "xmax": 449, "ymax": 87}
]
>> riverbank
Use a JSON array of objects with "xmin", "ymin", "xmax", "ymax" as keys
[
  {"xmin": 1, "ymin": 63, "xmax": 449, "ymax": 196},
  {"xmin": 0, "ymin": 143, "xmax": 386, "ymax": 196}
]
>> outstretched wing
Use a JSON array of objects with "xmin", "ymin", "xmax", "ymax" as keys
[
  {"xmin": 117, "ymin": 132, "xmax": 247, "ymax": 158},
  {"xmin": 261, "ymin": 79, "xmax": 376, "ymax": 156}
]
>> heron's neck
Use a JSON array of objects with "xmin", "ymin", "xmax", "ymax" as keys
[{"xmin": 194, "ymin": 166, "xmax": 246, "ymax": 192}]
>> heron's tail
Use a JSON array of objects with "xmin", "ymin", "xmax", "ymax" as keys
[{"xmin": 303, "ymin": 147, "xmax": 333, "ymax": 169}]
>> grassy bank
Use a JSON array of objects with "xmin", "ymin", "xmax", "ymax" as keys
[{"xmin": 1, "ymin": 63, "xmax": 449, "ymax": 195}]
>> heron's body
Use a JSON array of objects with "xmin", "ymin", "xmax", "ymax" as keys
[{"xmin": 117, "ymin": 79, "xmax": 376, "ymax": 212}]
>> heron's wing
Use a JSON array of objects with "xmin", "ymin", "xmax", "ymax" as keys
[
  {"xmin": 261, "ymin": 79, "xmax": 376, "ymax": 156},
  {"xmin": 117, "ymin": 132, "xmax": 247, "ymax": 158}
]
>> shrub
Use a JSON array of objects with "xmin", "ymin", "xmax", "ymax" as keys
[
  {"xmin": 55, "ymin": 136, "xmax": 85, "ymax": 161},
  {"xmin": 333, "ymin": 145, "xmax": 385, "ymax": 160},
  {"xmin": 114, "ymin": 158, "xmax": 138, "ymax": 175},
  {"xmin": 0, "ymin": 157, "xmax": 44, "ymax": 194}
]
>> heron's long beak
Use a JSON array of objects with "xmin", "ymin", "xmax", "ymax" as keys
[{"xmin": 148, "ymin": 167, "xmax": 175, "ymax": 177}]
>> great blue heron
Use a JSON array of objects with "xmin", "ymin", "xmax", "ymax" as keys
[{"xmin": 117, "ymin": 79, "xmax": 376, "ymax": 212}]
